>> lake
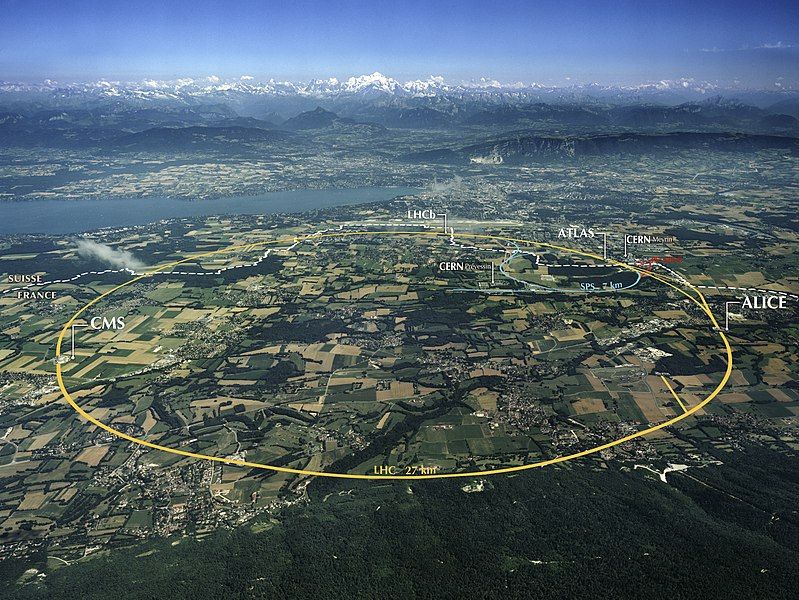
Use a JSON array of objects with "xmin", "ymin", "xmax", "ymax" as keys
[{"xmin": 0, "ymin": 187, "xmax": 418, "ymax": 235}]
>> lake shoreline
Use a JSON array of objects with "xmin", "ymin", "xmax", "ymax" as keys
[{"xmin": 0, "ymin": 187, "xmax": 419, "ymax": 236}]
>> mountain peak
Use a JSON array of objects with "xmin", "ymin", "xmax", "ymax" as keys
[{"xmin": 342, "ymin": 72, "xmax": 401, "ymax": 94}]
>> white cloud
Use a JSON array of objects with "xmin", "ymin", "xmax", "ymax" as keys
[
  {"xmin": 699, "ymin": 41, "xmax": 799, "ymax": 53},
  {"xmin": 75, "ymin": 239, "xmax": 147, "ymax": 271},
  {"xmin": 756, "ymin": 41, "xmax": 799, "ymax": 49}
]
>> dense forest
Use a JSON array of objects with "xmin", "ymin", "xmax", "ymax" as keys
[{"xmin": 3, "ymin": 444, "xmax": 799, "ymax": 599}]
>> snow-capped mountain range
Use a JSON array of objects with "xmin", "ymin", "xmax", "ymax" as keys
[
  {"xmin": 0, "ymin": 73, "xmax": 458, "ymax": 99},
  {"xmin": 1, "ymin": 72, "xmax": 794, "ymax": 101},
  {"xmin": 2, "ymin": 74, "xmax": 798, "ymax": 122}
]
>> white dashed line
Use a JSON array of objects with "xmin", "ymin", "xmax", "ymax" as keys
[
  {"xmin": 7, "ymin": 224, "xmax": 796, "ymax": 304},
  {"xmin": 695, "ymin": 284, "xmax": 798, "ymax": 300}
]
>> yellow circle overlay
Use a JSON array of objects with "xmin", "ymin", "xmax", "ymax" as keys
[{"xmin": 56, "ymin": 230, "xmax": 733, "ymax": 479}]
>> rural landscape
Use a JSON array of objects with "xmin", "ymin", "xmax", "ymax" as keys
[{"xmin": 1, "ymin": 1, "xmax": 799, "ymax": 598}]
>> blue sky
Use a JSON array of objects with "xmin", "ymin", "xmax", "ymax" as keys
[{"xmin": 1, "ymin": 0, "xmax": 798, "ymax": 86}]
